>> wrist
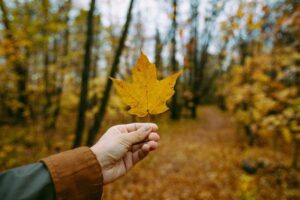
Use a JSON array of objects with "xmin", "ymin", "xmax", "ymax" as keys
[
  {"xmin": 90, "ymin": 146, "xmax": 108, "ymax": 184},
  {"xmin": 90, "ymin": 146, "xmax": 103, "ymax": 167}
]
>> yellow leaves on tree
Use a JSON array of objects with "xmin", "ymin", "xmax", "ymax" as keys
[{"xmin": 111, "ymin": 52, "xmax": 182, "ymax": 117}]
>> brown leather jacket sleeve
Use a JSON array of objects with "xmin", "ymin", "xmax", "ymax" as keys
[{"xmin": 41, "ymin": 147, "xmax": 103, "ymax": 200}]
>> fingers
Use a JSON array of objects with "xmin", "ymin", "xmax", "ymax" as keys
[
  {"xmin": 122, "ymin": 125, "xmax": 153, "ymax": 145},
  {"xmin": 131, "ymin": 139, "xmax": 159, "ymax": 152},
  {"xmin": 137, "ymin": 141, "xmax": 158, "ymax": 154},
  {"xmin": 144, "ymin": 141, "xmax": 158, "ymax": 151},
  {"xmin": 123, "ymin": 151, "xmax": 133, "ymax": 170},
  {"xmin": 117, "ymin": 123, "xmax": 160, "ymax": 167},
  {"xmin": 118, "ymin": 123, "xmax": 158, "ymax": 133},
  {"xmin": 131, "ymin": 132, "xmax": 160, "ymax": 151},
  {"xmin": 133, "ymin": 148, "xmax": 149, "ymax": 164},
  {"xmin": 148, "ymin": 132, "xmax": 160, "ymax": 142},
  {"xmin": 132, "ymin": 141, "xmax": 158, "ymax": 164},
  {"xmin": 131, "ymin": 142, "xmax": 145, "ymax": 152}
]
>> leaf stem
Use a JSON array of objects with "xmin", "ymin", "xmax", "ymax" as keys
[{"xmin": 147, "ymin": 114, "xmax": 151, "ymax": 122}]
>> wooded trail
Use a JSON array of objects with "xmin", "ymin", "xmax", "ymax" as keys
[
  {"xmin": 0, "ymin": 106, "xmax": 297, "ymax": 199},
  {"xmin": 104, "ymin": 106, "xmax": 297, "ymax": 200},
  {"xmin": 104, "ymin": 106, "xmax": 243, "ymax": 199}
]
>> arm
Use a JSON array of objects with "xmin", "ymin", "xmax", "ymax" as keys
[
  {"xmin": 0, "ymin": 163, "xmax": 55, "ymax": 200},
  {"xmin": 41, "ymin": 147, "xmax": 103, "ymax": 200},
  {"xmin": 0, "ymin": 123, "xmax": 159, "ymax": 200},
  {"xmin": 0, "ymin": 147, "xmax": 102, "ymax": 200}
]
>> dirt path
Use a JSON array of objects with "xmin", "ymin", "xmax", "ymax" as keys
[
  {"xmin": 103, "ymin": 106, "xmax": 244, "ymax": 200},
  {"xmin": 1, "ymin": 106, "xmax": 296, "ymax": 199}
]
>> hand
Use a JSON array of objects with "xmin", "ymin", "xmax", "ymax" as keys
[{"xmin": 90, "ymin": 123, "xmax": 159, "ymax": 185}]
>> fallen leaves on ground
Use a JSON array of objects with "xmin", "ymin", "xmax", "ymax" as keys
[
  {"xmin": 0, "ymin": 106, "xmax": 299, "ymax": 199},
  {"xmin": 103, "ymin": 107, "xmax": 300, "ymax": 200}
]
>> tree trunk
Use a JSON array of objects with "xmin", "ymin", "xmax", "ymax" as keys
[
  {"xmin": 291, "ymin": 140, "xmax": 300, "ymax": 169},
  {"xmin": 86, "ymin": 0, "xmax": 135, "ymax": 146},
  {"xmin": 189, "ymin": 0, "xmax": 199, "ymax": 119},
  {"xmin": 170, "ymin": 0, "xmax": 180, "ymax": 120},
  {"xmin": 41, "ymin": 0, "xmax": 52, "ymax": 124},
  {"xmin": 190, "ymin": 1, "xmax": 225, "ymax": 118},
  {"xmin": 0, "ymin": 0, "xmax": 28, "ymax": 122},
  {"xmin": 50, "ymin": 0, "xmax": 71, "ymax": 129},
  {"xmin": 73, "ymin": 0, "xmax": 96, "ymax": 148},
  {"xmin": 154, "ymin": 29, "xmax": 163, "ymax": 79},
  {"xmin": 43, "ymin": 44, "xmax": 51, "ymax": 121}
]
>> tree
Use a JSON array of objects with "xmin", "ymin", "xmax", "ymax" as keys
[
  {"xmin": 86, "ymin": 0, "xmax": 135, "ymax": 146},
  {"xmin": 49, "ymin": 0, "xmax": 72, "ymax": 129},
  {"xmin": 219, "ymin": 1, "xmax": 300, "ymax": 166},
  {"xmin": 169, "ymin": 0, "xmax": 180, "ymax": 120},
  {"xmin": 0, "ymin": 0, "xmax": 28, "ymax": 122},
  {"xmin": 190, "ymin": 0, "xmax": 225, "ymax": 118},
  {"xmin": 73, "ymin": 0, "xmax": 97, "ymax": 148},
  {"xmin": 188, "ymin": 0, "xmax": 200, "ymax": 118},
  {"xmin": 154, "ymin": 29, "xmax": 163, "ymax": 79},
  {"xmin": 41, "ymin": 0, "xmax": 52, "ymax": 126}
]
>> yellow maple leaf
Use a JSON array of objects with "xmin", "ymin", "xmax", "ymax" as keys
[{"xmin": 111, "ymin": 52, "xmax": 182, "ymax": 117}]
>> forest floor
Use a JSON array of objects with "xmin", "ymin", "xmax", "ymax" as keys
[
  {"xmin": 103, "ymin": 106, "xmax": 300, "ymax": 200},
  {"xmin": 1, "ymin": 106, "xmax": 300, "ymax": 199}
]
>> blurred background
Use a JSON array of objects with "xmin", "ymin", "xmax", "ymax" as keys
[{"xmin": 0, "ymin": 0, "xmax": 299, "ymax": 199}]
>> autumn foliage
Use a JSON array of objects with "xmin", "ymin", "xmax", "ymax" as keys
[
  {"xmin": 112, "ymin": 52, "xmax": 182, "ymax": 117},
  {"xmin": 218, "ymin": 2, "xmax": 300, "ymax": 169},
  {"xmin": 0, "ymin": 0, "xmax": 299, "ymax": 199}
]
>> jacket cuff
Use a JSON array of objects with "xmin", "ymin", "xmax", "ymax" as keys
[{"xmin": 41, "ymin": 147, "xmax": 103, "ymax": 200}]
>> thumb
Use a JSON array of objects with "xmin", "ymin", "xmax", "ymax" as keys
[{"xmin": 123, "ymin": 125, "xmax": 152, "ymax": 145}]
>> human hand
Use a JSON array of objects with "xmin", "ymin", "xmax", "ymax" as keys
[{"xmin": 90, "ymin": 123, "xmax": 159, "ymax": 185}]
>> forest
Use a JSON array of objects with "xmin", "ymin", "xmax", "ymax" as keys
[{"xmin": 0, "ymin": 0, "xmax": 299, "ymax": 199}]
